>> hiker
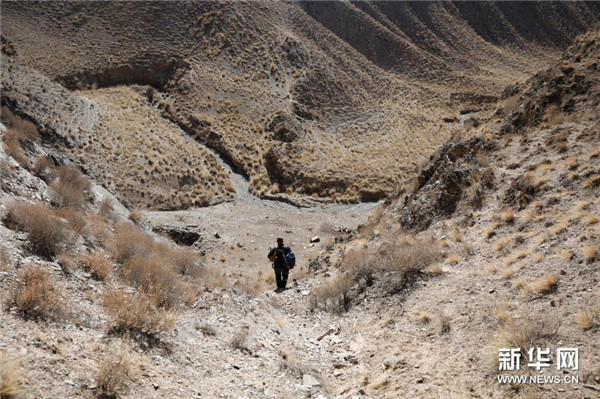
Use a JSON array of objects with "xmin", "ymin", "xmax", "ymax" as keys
[{"xmin": 267, "ymin": 237, "xmax": 293, "ymax": 292}]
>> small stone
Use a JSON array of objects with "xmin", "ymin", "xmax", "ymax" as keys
[
  {"xmin": 152, "ymin": 383, "xmax": 159, "ymax": 390},
  {"xmin": 214, "ymin": 232, "xmax": 220, "ymax": 239},
  {"xmin": 295, "ymin": 384, "xmax": 311, "ymax": 392},
  {"xmin": 302, "ymin": 374, "xmax": 321, "ymax": 388},
  {"xmin": 416, "ymin": 377, "xmax": 424, "ymax": 383},
  {"xmin": 310, "ymin": 236, "xmax": 320, "ymax": 243},
  {"xmin": 489, "ymin": 288, "xmax": 495, "ymax": 294}
]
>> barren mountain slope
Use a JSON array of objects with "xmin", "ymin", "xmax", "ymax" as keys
[
  {"xmin": 1, "ymin": 12, "xmax": 600, "ymax": 399},
  {"xmin": 3, "ymin": 1, "xmax": 599, "ymax": 204},
  {"xmin": 323, "ymin": 29, "xmax": 600, "ymax": 398},
  {"xmin": 1, "ymin": 58, "xmax": 233, "ymax": 210}
]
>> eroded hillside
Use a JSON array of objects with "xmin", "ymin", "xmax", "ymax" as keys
[{"xmin": 3, "ymin": 1, "xmax": 599, "ymax": 205}]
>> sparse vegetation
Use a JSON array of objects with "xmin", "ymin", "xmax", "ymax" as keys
[
  {"xmin": 530, "ymin": 273, "xmax": 558, "ymax": 294},
  {"xmin": 7, "ymin": 264, "xmax": 66, "ymax": 320},
  {"xmin": 103, "ymin": 289, "xmax": 178, "ymax": 339},
  {"xmin": 495, "ymin": 313, "xmax": 559, "ymax": 359},
  {"xmin": 50, "ymin": 165, "xmax": 91, "ymax": 208},
  {"xmin": 0, "ymin": 351, "xmax": 23, "ymax": 399},
  {"xmin": 82, "ymin": 253, "xmax": 112, "ymax": 281},
  {"xmin": 5, "ymin": 201, "xmax": 73, "ymax": 258},
  {"xmin": 309, "ymin": 274, "xmax": 352, "ymax": 312},
  {"xmin": 416, "ymin": 311, "xmax": 431, "ymax": 324},
  {"xmin": 582, "ymin": 245, "xmax": 597, "ymax": 262},
  {"xmin": 95, "ymin": 354, "xmax": 131, "ymax": 399}
]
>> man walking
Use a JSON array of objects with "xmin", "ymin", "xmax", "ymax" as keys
[{"xmin": 268, "ymin": 237, "xmax": 292, "ymax": 292}]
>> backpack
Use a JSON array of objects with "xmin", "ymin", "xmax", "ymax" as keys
[{"xmin": 285, "ymin": 251, "xmax": 296, "ymax": 269}]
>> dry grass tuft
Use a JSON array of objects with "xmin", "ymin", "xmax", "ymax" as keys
[
  {"xmin": 582, "ymin": 245, "xmax": 597, "ymax": 262},
  {"xmin": 501, "ymin": 268, "xmax": 514, "ymax": 279},
  {"xmin": 492, "ymin": 238, "xmax": 510, "ymax": 256},
  {"xmin": 122, "ymin": 255, "xmax": 189, "ymax": 310},
  {"xmin": 230, "ymin": 327, "xmax": 251, "ymax": 353},
  {"xmin": 82, "ymin": 253, "xmax": 112, "ymax": 281},
  {"xmin": 50, "ymin": 165, "xmax": 91, "ymax": 209},
  {"xmin": 416, "ymin": 311, "xmax": 431, "ymax": 324},
  {"xmin": 5, "ymin": 201, "xmax": 73, "ymax": 258},
  {"xmin": 56, "ymin": 252, "xmax": 78, "ymax": 274},
  {"xmin": 560, "ymin": 248, "xmax": 574, "ymax": 261},
  {"xmin": 128, "ymin": 210, "xmax": 143, "ymax": 225},
  {"xmin": 583, "ymin": 175, "xmax": 599, "ymax": 189},
  {"xmin": 0, "ymin": 351, "xmax": 23, "ymax": 399},
  {"xmin": 195, "ymin": 322, "xmax": 217, "ymax": 336},
  {"xmin": 550, "ymin": 221, "xmax": 569, "ymax": 235},
  {"xmin": 495, "ymin": 313, "xmax": 558, "ymax": 358},
  {"xmin": 438, "ymin": 313, "xmax": 451, "ymax": 334},
  {"xmin": 425, "ymin": 264, "xmax": 443, "ymax": 275},
  {"xmin": 96, "ymin": 355, "xmax": 130, "ymax": 399},
  {"xmin": 530, "ymin": 274, "xmax": 558, "ymax": 294},
  {"xmin": 309, "ymin": 274, "xmax": 352, "ymax": 312},
  {"xmin": 8, "ymin": 264, "xmax": 66, "ymax": 320},
  {"xmin": 576, "ymin": 310, "xmax": 599, "ymax": 331},
  {"xmin": 447, "ymin": 254, "xmax": 459, "ymax": 264},
  {"xmin": 103, "ymin": 290, "xmax": 178, "ymax": 339},
  {"xmin": 109, "ymin": 223, "xmax": 154, "ymax": 264},
  {"xmin": 500, "ymin": 209, "xmax": 515, "ymax": 223}
]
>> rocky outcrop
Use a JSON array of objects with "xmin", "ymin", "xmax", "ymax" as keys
[{"xmin": 398, "ymin": 137, "xmax": 497, "ymax": 232}]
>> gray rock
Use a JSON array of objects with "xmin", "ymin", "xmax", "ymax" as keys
[{"xmin": 302, "ymin": 374, "xmax": 320, "ymax": 388}]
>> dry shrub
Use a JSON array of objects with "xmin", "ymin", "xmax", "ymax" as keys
[
  {"xmin": 128, "ymin": 210, "xmax": 143, "ymax": 225},
  {"xmin": 98, "ymin": 198, "xmax": 114, "ymax": 218},
  {"xmin": 8, "ymin": 265, "xmax": 66, "ymax": 320},
  {"xmin": 32, "ymin": 155, "xmax": 52, "ymax": 177},
  {"xmin": 425, "ymin": 264, "xmax": 443, "ymax": 275},
  {"xmin": 110, "ymin": 223, "xmax": 155, "ymax": 264},
  {"xmin": 50, "ymin": 165, "xmax": 91, "ymax": 208},
  {"xmin": 1, "ymin": 109, "xmax": 40, "ymax": 170},
  {"xmin": 55, "ymin": 208, "xmax": 87, "ymax": 236},
  {"xmin": 230, "ymin": 327, "xmax": 251, "ymax": 353},
  {"xmin": 2, "ymin": 131, "xmax": 29, "ymax": 168},
  {"xmin": 447, "ymin": 254, "xmax": 459, "ymax": 264},
  {"xmin": 495, "ymin": 313, "xmax": 558, "ymax": 358},
  {"xmin": 56, "ymin": 252, "xmax": 78, "ymax": 274},
  {"xmin": 530, "ymin": 274, "xmax": 558, "ymax": 294},
  {"xmin": 1, "ymin": 107, "xmax": 39, "ymax": 141},
  {"xmin": 82, "ymin": 253, "xmax": 112, "ymax": 281},
  {"xmin": 122, "ymin": 255, "xmax": 192, "ymax": 309},
  {"xmin": 380, "ymin": 236, "xmax": 440, "ymax": 277},
  {"xmin": 85, "ymin": 214, "xmax": 111, "ymax": 244},
  {"xmin": 195, "ymin": 322, "xmax": 216, "ymax": 336},
  {"xmin": 170, "ymin": 248, "xmax": 203, "ymax": 278},
  {"xmin": 110, "ymin": 224, "xmax": 199, "ymax": 305},
  {"xmin": 104, "ymin": 290, "xmax": 177, "ymax": 339},
  {"xmin": 96, "ymin": 355, "xmax": 130, "ymax": 399},
  {"xmin": 500, "ymin": 209, "xmax": 515, "ymax": 223},
  {"xmin": 576, "ymin": 309, "xmax": 599, "ymax": 331},
  {"xmin": 0, "ymin": 246, "xmax": 11, "ymax": 272},
  {"xmin": 582, "ymin": 245, "xmax": 597, "ymax": 262},
  {"xmin": 344, "ymin": 247, "xmax": 374, "ymax": 287},
  {"xmin": 279, "ymin": 351, "xmax": 315, "ymax": 377},
  {"xmin": 5, "ymin": 201, "xmax": 73, "ymax": 258},
  {"xmin": 0, "ymin": 351, "xmax": 23, "ymax": 398},
  {"xmin": 416, "ymin": 311, "xmax": 431, "ymax": 324},
  {"xmin": 309, "ymin": 274, "xmax": 352, "ymax": 312},
  {"xmin": 438, "ymin": 313, "xmax": 451, "ymax": 334}
]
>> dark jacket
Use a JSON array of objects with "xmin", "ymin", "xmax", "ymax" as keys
[{"xmin": 268, "ymin": 244, "xmax": 291, "ymax": 269}]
